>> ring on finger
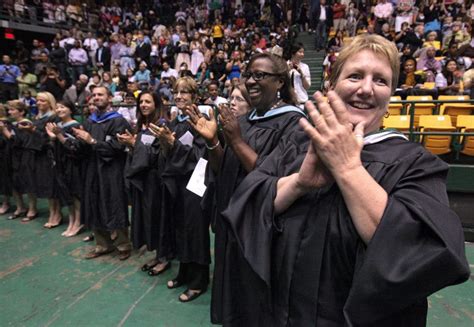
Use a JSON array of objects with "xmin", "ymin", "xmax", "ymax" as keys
[{"xmin": 355, "ymin": 134, "xmax": 364, "ymax": 139}]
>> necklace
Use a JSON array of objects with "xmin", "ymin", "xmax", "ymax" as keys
[{"xmin": 270, "ymin": 99, "xmax": 284, "ymax": 110}]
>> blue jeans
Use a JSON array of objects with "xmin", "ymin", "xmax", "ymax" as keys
[{"xmin": 314, "ymin": 20, "xmax": 327, "ymax": 50}]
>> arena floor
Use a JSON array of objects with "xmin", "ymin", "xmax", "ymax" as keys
[{"xmin": 0, "ymin": 200, "xmax": 473, "ymax": 326}]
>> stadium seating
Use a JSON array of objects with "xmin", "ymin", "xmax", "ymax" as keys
[
  {"xmin": 456, "ymin": 115, "xmax": 474, "ymax": 157},
  {"xmin": 419, "ymin": 115, "xmax": 455, "ymax": 155},
  {"xmin": 388, "ymin": 96, "xmax": 403, "ymax": 115},
  {"xmin": 383, "ymin": 115, "xmax": 410, "ymax": 132},
  {"xmin": 406, "ymin": 95, "xmax": 436, "ymax": 127}
]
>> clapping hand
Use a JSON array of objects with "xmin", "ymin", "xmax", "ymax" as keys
[
  {"xmin": 117, "ymin": 129, "xmax": 137, "ymax": 147},
  {"xmin": 298, "ymin": 91, "xmax": 365, "ymax": 186},
  {"xmin": 149, "ymin": 123, "xmax": 176, "ymax": 151},
  {"xmin": 45, "ymin": 122, "xmax": 59, "ymax": 139},
  {"xmin": 218, "ymin": 103, "xmax": 241, "ymax": 145},
  {"xmin": 185, "ymin": 104, "xmax": 218, "ymax": 143},
  {"xmin": 72, "ymin": 126, "xmax": 94, "ymax": 144}
]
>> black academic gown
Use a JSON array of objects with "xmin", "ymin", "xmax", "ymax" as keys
[
  {"xmin": 51, "ymin": 121, "xmax": 84, "ymax": 206},
  {"xmin": 126, "ymin": 129, "xmax": 174, "ymax": 259},
  {"xmin": 32, "ymin": 114, "xmax": 57, "ymax": 199},
  {"xmin": 10, "ymin": 123, "xmax": 39, "ymax": 195},
  {"xmin": 0, "ymin": 121, "xmax": 13, "ymax": 197},
  {"xmin": 161, "ymin": 117, "xmax": 210, "ymax": 265},
  {"xmin": 211, "ymin": 108, "xmax": 307, "ymax": 325},
  {"xmin": 80, "ymin": 114, "xmax": 130, "ymax": 231},
  {"xmin": 222, "ymin": 133, "xmax": 470, "ymax": 326}
]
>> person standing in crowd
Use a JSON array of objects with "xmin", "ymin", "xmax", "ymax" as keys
[
  {"xmin": 40, "ymin": 66, "xmax": 66, "ymax": 101},
  {"xmin": 45, "ymin": 101, "xmax": 83, "ymax": 237},
  {"xmin": 83, "ymin": 32, "xmax": 99, "ymax": 68},
  {"xmin": 210, "ymin": 49, "xmax": 227, "ymax": 87},
  {"xmin": 135, "ymin": 31, "xmax": 151, "ymax": 68},
  {"xmin": 0, "ymin": 104, "xmax": 12, "ymax": 215},
  {"xmin": 17, "ymin": 64, "xmax": 38, "ymax": 99},
  {"xmin": 150, "ymin": 77, "xmax": 210, "ymax": 303},
  {"xmin": 49, "ymin": 39, "xmax": 68, "ymax": 81},
  {"xmin": 95, "ymin": 37, "xmax": 111, "ymax": 75},
  {"xmin": 190, "ymin": 32, "xmax": 205, "ymax": 76},
  {"xmin": 222, "ymin": 34, "xmax": 469, "ymax": 326},
  {"xmin": 33, "ymin": 92, "xmax": 62, "ymax": 227},
  {"xmin": 73, "ymin": 86, "xmax": 132, "ymax": 260},
  {"xmin": 332, "ymin": 0, "xmax": 347, "ymax": 32},
  {"xmin": 68, "ymin": 40, "xmax": 89, "ymax": 83},
  {"xmin": 288, "ymin": 43, "xmax": 311, "ymax": 107},
  {"xmin": 313, "ymin": 0, "xmax": 333, "ymax": 52},
  {"xmin": 0, "ymin": 55, "xmax": 21, "ymax": 102},
  {"xmin": 175, "ymin": 32, "xmax": 191, "ymax": 72},
  {"xmin": 1, "ymin": 101, "xmax": 36, "ymax": 220},
  {"xmin": 374, "ymin": 0, "xmax": 393, "ymax": 34},
  {"xmin": 205, "ymin": 80, "xmax": 227, "ymax": 106},
  {"xmin": 187, "ymin": 53, "xmax": 305, "ymax": 324},
  {"xmin": 118, "ymin": 91, "xmax": 173, "ymax": 276}
]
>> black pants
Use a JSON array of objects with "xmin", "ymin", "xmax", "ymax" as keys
[{"xmin": 176, "ymin": 262, "xmax": 209, "ymax": 291}]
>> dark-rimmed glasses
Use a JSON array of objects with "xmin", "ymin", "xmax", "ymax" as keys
[{"xmin": 241, "ymin": 71, "xmax": 279, "ymax": 81}]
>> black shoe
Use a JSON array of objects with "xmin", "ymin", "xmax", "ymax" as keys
[
  {"xmin": 148, "ymin": 262, "xmax": 171, "ymax": 276},
  {"xmin": 167, "ymin": 278, "xmax": 183, "ymax": 289}
]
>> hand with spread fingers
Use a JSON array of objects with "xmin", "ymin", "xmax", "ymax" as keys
[
  {"xmin": 117, "ymin": 129, "xmax": 137, "ymax": 147},
  {"xmin": 218, "ymin": 102, "xmax": 242, "ymax": 146},
  {"xmin": 149, "ymin": 123, "xmax": 176, "ymax": 151},
  {"xmin": 300, "ymin": 91, "xmax": 365, "ymax": 176},
  {"xmin": 185, "ymin": 104, "xmax": 218, "ymax": 144}
]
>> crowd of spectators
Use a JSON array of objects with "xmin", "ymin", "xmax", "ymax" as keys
[
  {"xmin": 2, "ymin": 0, "xmax": 474, "ymax": 117},
  {"xmin": 319, "ymin": 0, "xmax": 474, "ymax": 98},
  {"xmin": 0, "ymin": 0, "xmax": 300, "ymax": 123}
]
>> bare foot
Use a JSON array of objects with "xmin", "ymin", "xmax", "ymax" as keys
[
  {"xmin": 65, "ymin": 224, "xmax": 84, "ymax": 237},
  {"xmin": 0, "ymin": 204, "xmax": 10, "ymax": 214}
]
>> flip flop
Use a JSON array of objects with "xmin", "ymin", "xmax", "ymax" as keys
[{"xmin": 167, "ymin": 279, "xmax": 184, "ymax": 289}]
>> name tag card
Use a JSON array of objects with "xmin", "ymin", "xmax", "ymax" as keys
[
  {"xmin": 186, "ymin": 158, "xmax": 208, "ymax": 197},
  {"xmin": 141, "ymin": 134, "xmax": 156, "ymax": 146},
  {"xmin": 178, "ymin": 131, "xmax": 194, "ymax": 147}
]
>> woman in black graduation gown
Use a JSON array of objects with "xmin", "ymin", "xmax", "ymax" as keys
[
  {"xmin": 185, "ymin": 53, "xmax": 306, "ymax": 325},
  {"xmin": 45, "ymin": 101, "xmax": 83, "ymax": 237},
  {"xmin": 28, "ymin": 91, "xmax": 62, "ymax": 227},
  {"xmin": 0, "ymin": 104, "xmax": 13, "ymax": 215},
  {"xmin": 223, "ymin": 34, "xmax": 470, "ymax": 326},
  {"xmin": 149, "ymin": 76, "xmax": 210, "ymax": 303},
  {"xmin": 1, "ymin": 101, "xmax": 37, "ymax": 220},
  {"xmin": 0, "ymin": 104, "xmax": 12, "ymax": 215},
  {"xmin": 118, "ymin": 91, "xmax": 174, "ymax": 275}
]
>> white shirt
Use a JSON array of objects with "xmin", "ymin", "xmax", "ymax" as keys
[
  {"xmin": 209, "ymin": 96, "xmax": 228, "ymax": 107},
  {"xmin": 320, "ymin": 5, "xmax": 327, "ymax": 20},
  {"xmin": 289, "ymin": 62, "xmax": 311, "ymax": 103},
  {"xmin": 83, "ymin": 38, "xmax": 99, "ymax": 53},
  {"xmin": 161, "ymin": 68, "xmax": 178, "ymax": 79}
]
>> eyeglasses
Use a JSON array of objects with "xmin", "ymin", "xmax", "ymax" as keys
[
  {"xmin": 173, "ymin": 90, "xmax": 191, "ymax": 96},
  {"xmin": 229, "ymin": 96, "xmax": 246, "ymax": 102},
  {"xmin": 241, "ymin": 71, "xmax": 279, "ymax": 81}
]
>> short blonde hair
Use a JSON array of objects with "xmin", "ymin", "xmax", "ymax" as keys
[
  {"xmin": 174, "ymin": 76, "xmax": 198, "ymax": 101},
  {"xmin": 7, "ymin": 100, "xmax": 28, "ymax": 114},
  {"xmin": 36, "ymin": 91, "xmax": 57, "ymax": 113},
  {"xmin": 328, "ymin": 34, "xmax": 400, "ymax": 92}
]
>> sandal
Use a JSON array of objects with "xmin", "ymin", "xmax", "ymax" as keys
[
  {"xmin": 178, "ymin": 289, "xmax": 205, "ymax": 303},
  {"xmin": 167, "ymin": 279, "xmax": 183, "ymax": 289},
  {"xmin": 0, "ymin": 206, "xmax": 10, "ymax": 215},
  {"xmin": 148, "ymin": 262, "xmax": 171, "ymax": 276},
  {"xmin": 7, "ymin": 211, "xmax": 27, "ymax": 220},
  {"xmin": 21, "ymin": 213, "xmax": 38, "ymax": 222}
]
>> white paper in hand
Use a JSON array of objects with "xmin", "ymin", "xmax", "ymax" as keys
[
  {"xmin": 178, "ymin": 131, "xmax": 194, "ymax": 147},
  {"xmin": 186, "ymin": 158, "xmax": 208, "ymax": 197},
  {"xmin": 141, "ymin": 134, "xmax": 156, "ymax": 146}
]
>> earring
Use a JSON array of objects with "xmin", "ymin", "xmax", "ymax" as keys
[{"xmin": 384, "ymin": 111, "xmax": 390, "ymax": 118}]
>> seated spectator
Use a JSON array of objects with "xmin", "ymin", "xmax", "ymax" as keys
[
  {"xmin": 435, "ymin": 59, "xmax": 463, "ymax": 96},
  {"xmin": 116, "ymin": 92, "xmax": 137, "ymax": 128},
  {"xmin": 328, "ymin": 30, "xmax": 344, "ymax": 52},
  {"xmin": 134, "ymin": 62, "xmax": 151, "ymax": 90},
  {"xmin": 398, "ymin": 57, "xmax": 424, "ymax": 90},
  {"xmin": 204, "ymin": 80, "xmax": 227, "ymax": 106},
  {"xmin": 423, "ymin": 31, "xmax": 441, "ymax": 51},
  {"xmin": 417, "ymin": 46, "xmax": 441, "ymax": 82},
  {"xmin": 63, "ymin": 80, "xmax": 90, "ymax": 110},
  {"xmin": 20, "ymin": 90, "xmax": 38, "ymax": 116},
  {"xmin": 195, "ymin": 62, "xmax": 210, "ymax": 86},
  {"xmin": 160, "ymin": 61, "xmax": 178, "ymax": 80},
  {"xmin": 86, "ymin": 72, "xmax": 102, "ymax": 91},
  {"xmin": 178, "ymin": 63, "xmax": 194, "ymax": 78}
]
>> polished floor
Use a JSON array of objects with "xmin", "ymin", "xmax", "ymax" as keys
[{"xmin": 0, "ymin": 200, "xmax": 473, "ymax": 326}]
